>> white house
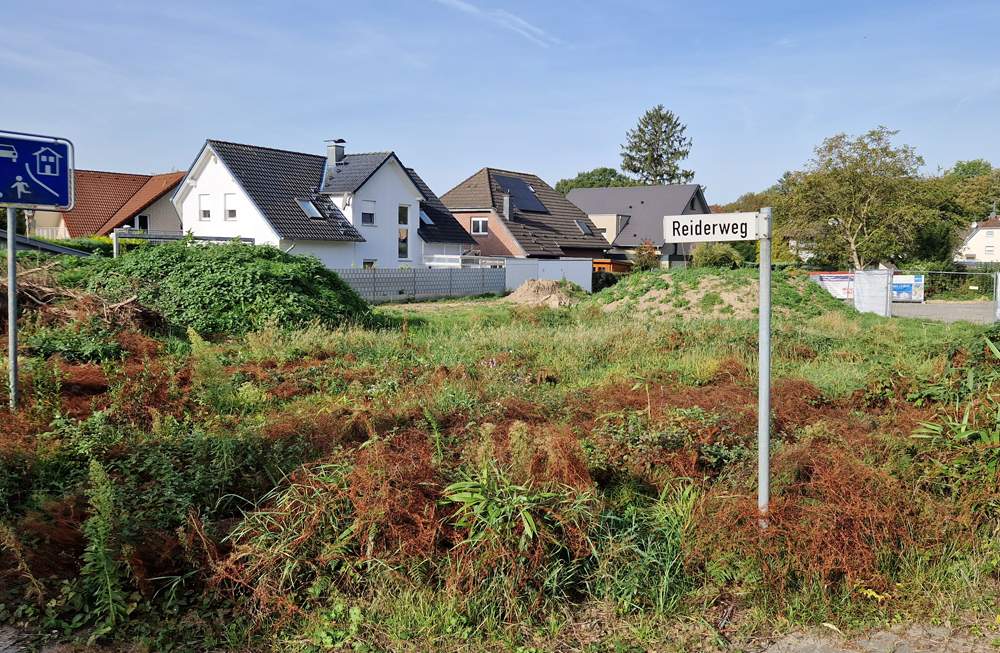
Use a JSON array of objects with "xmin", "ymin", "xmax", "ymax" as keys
[
  {"xmin": 955, "ymin": 211, "xmax": 1000, "ymax": 264},
  {"xmin": 172, "ymin": 139, "xmax": 475, "ymax": 268}
]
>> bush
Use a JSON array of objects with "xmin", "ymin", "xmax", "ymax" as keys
[
  {"xmin": 24, "ymin": 321, "xmax": 123, "ymax": 363},
  {"xmin": 83, "ymin": 242, "xmax": 370, "ymax": 335},
  {"xmin": 691, "ymin": 242, "xmax": 745, "ymax": 269},
  {"xmin": 631, "ymin": 240, "xmax": 662, "ymax": 271},
  {"xmin": 592, "ymin": 271, "xmax": 621, "ymax": 292},
  {"xmin": 36, "ymin": 236, "xmax": 115, "ymax": 257}
]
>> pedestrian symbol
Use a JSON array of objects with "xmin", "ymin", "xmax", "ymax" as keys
[
  {"xmin": 0, "ymin": 131, "xmax": 74, "ymax": 211},
  {"xmin": 10, "ymin": 175, "xmax": 30, "ymax": 200}
]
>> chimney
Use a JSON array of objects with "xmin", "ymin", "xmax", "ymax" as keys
[
  {"xmin": 326, "ymin": 138, "xmax": 346, "ymax": 164},
  {"xmin": 502, "ymin": 192, "xmax": 511, "ymax": 219}
]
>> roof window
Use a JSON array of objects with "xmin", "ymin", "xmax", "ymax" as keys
[
  {"xmin": 419, "ymin": 209, "xmax": 434, "ymax": 225},
  {"xmin": 297, "ymin": 199, "xmax": 325, "ymax": 220},
  {"xmin": 575, "ymin": 219, "xmax": 594, "ymax": 236}
]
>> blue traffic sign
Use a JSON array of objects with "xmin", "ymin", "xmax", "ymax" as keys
[{"xmin": 0, "ymin": 131, "xmax": 74, "ymax": 210}]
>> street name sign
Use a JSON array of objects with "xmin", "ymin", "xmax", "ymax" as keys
[
  {"xmin": 1, "ymin": 130, "xmax": 75, "ymax": 411},
  {"xmin": 665, "ymin": 212, "xmax": 760, "ymax": 243},
  {"xmin": 665, "ymin": 209, "xmax": 773, "ymax": 522},
  {"xmin": 0, "ymin": 131, "xmax": 75, "ymax": 210}
]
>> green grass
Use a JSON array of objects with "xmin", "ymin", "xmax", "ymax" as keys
[{"xmin": 1, "ymin": 266, "xmax": 998, "ymax": 652}]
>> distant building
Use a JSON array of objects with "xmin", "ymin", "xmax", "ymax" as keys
[
  {"xmin": 566, "ymin": 184, "xmax": 711, "ymax": 267},
  {"xmin": 955, "ymin": 205, "xmax": 1000, "ymax": 264},
  {"xmin": 441, "ymin": 168, "xmax": 609, "ymax": 260},
  {"xmin": 172, "ymin": 139, "xmax": 474, "ymax": 269},
  {"xmin": 28, "ymin": 169, "xmax": 183, "ymax": 239}
]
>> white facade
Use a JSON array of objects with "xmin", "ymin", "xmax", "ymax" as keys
[
  {"xmin": 127, "ymin": 194, "xmax": 180, "ymax": 232},
  {"xmin": 956, "ymin": 223, "xmax": 1000, "ymax": 263},
  {"xmin": 326, "ymin": 156, "xmax": 426, "ymax": 267},
  {"xmin": 176, "ymin": 148, "xmax": 281, "ymax": 245},
  {"xmin": 174, "ymin": 144, "xmax": 455, "ymax": 269}
]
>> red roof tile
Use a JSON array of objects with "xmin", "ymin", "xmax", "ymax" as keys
[
  {"xmin": 57, "ymin": 169, "xmax": 182, "ymax": 237},
  {"xmin": 96, "ymin": 171, "xmax": 185, "ymax": 235}
]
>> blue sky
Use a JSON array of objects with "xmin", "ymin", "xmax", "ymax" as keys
[{"xmin": 3, "ymin": 0, "xmax": 998, "ymax": 203}]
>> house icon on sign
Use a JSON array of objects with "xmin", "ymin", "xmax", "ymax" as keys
[{"xmin": 33, "ymin": 147, "xmax": 62, "ymax": 177}]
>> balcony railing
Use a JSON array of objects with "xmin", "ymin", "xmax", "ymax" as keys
[
  {"xmin": 423, "ymin": 254, "xmax": 506, "ymax": 269},
  {"xmin": 29, "ymin": 226, "xmax": 70, "ymax": 240}
]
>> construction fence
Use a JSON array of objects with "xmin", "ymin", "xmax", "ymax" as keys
[{"xmin": 334, "ymin": 267, "xmax": 506, "ymax": 303}]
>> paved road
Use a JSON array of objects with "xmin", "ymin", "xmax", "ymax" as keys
[{"xmin": 892, "ymin": 300, "xmax": 996, "ymax": 324}]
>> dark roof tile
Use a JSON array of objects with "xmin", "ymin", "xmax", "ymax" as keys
[
  {"xmin": 404, "ymin": 168, "xmax": 475, "ymax": 246},
  {"xmin": 442, "ymin": 168, "xmax": 608, "ymax": 257},
  {"xmin": 207, "ymin": 139, "xmax": 363, "ymax": 242}
]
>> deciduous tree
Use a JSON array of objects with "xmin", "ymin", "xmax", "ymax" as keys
[
  {"xmin": 554, "ymin": 167, "xmax": 637, "ymax": 195},
  {"xmin": 781, "ymin": 127, "xmax": 926, "ymax": 269}
]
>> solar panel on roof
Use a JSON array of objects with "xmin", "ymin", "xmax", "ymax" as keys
[{"xmin": 494, "ymin": 174, "xmax": 548, "ymax": 213}]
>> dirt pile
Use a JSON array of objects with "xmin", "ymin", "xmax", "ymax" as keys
[
  {"xmin": 602, "ymin": 275, "xmax": 758, "ymax": 320},
  {"xmin": 506, "ymin": 280, "xmax": 579, "ymax": 308}
]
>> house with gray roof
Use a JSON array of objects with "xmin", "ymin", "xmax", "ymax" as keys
[
  {"xmin": 567, "ymin": 184, "xmax": 711, "ymax": 267},
  {"xmin": 172, "ymin": 139, "xmax": 474, "ymax": 269},
  {"xmin": 441, "ymin": 168, "xmax": 608, "ymax": 260}
]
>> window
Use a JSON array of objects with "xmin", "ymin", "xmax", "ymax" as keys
[
  {"xmin": 224, "ymin": 193, "xmax": 237, "ymax": 221},
  {"xmin": 986, "ymin": 245, "xmax": 995, "ymax": 257},
  {"xmin": 419, "ymin": 209, "xmax": 434, "ymax": 225},
  {"xmin": 361, "ymin": 200, "xmax": 376, "ymax": 225},
  {"xmin": 987, "ymin": 230, "xmax": 995, "ymax": 239},
  {"xmin": 574, "ymin": 219, "xmax": 594, "ymax": 236},
  {"xmin": 126, "ymin": 214, "xmax": 149, "ymax": 230},
  {"xmin": 363, "ymin": 259, "xmax": 377, "ymax": 269},
  {"xmin": 297, "ymin": 199, "xmax": 324, "ymax": 220},
  {"xmin": 398, "ymin": 228, "xmax": 409, "ymax": 259},
  {"xmin": 472, "ymin": 217, "xmax": 488, "ymax": 235},
  {"xmin": 398, "ymin": 205, "xmax": 409, "ymax": 225},
  {"xmin": 689, "ymin": 197, "xmax": 697, "ymax": 211},
  {"xmin": 198, "ymin": 194, "xmax": 211, "ymax": 221}
]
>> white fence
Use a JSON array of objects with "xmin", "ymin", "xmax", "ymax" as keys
[
  {"xmin": 504, "ymin": 258, "xmax": 593, "ymax": 292},
  {"xmin": 335, "ymin": 267, "xmax": 506, "ymax": 303}
]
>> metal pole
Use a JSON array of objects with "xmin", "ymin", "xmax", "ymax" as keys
[
  {"xmin": 994, "ymin": 272, "xmax": 999, "ymax": 323},
  {"xmin": 757, "ymin": 207, "xmax": 772, "ymax": 522},
  {"xmin": 7, "ymin": 206, "xmax": 18, "ymax": 410}
]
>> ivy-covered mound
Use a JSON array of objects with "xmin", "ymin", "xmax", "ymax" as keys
[{"xmin": 83, "ymin": 241, "xmax": 369, "ymax": 334}]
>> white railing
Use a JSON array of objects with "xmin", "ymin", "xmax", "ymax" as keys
[
  {"xmin": 30, "ymin": 226, "xmax": 70, "ymax": 239},
  {"xmin": 423, "ymin": 254, "xmax": 507, "ymax": 269}
]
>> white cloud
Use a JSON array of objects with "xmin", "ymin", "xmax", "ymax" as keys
[{"xmin": 431, "ymin": 0, "xmax": 562, "ymax": 48}]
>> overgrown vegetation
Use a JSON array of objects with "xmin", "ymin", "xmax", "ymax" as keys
[
  {"xmin": 61, "ymin": 241, "xmax": 371, "ymax": 334},
  {"xmin": 1, "ymin": 263, "xmax": 997, "ymax": 651}
]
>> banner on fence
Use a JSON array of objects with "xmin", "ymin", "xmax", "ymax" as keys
[
  {"xmin": 810, "ymin": 272, "xmax": 854, "ymax": 299},
  {"xmin": 890, "ymin": 274, "xmax": 925, "ymax": 303}
]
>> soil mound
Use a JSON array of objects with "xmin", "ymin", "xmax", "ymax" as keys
[
  {"xmin": 507, "ymin": 280, "xmax": 579, "ymax": 308},
  {"xmin": 603, "ymin": 275, "xmax": 757, "ymax": 320}
]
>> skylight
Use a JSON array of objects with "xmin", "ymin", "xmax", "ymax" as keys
[
  {"xmin": 419, "ymin": 209, "xmax": 434, "ymax": 225},
  {"xmin": 575, "ymin": 219, "xmax": 594, "ymax": 236},
  {"xmin": 297, "ymin": 199, "xmax": 324, "ymax": 220}
]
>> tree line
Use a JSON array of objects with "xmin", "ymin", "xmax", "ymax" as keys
[
  {"xmin": 557, "ymin": 104, "xmax": 998, "ymax": 269},
  {"xmin": 719, "ymin": 127, "xmax": 999, "ymax": 269}
]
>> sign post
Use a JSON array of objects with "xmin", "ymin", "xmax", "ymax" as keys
[
  {"xmin": 0, "ymin": 130, "xmax": 75, "ymax": 410},
  {"xmin": 664, "ymin": 208, "xmax": 772, "ymax": 520}
]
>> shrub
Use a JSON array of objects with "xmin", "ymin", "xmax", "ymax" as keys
[
  {"xmin": 631, "ymin": 240, "xmax": 661, "ymax": 271},
  {"xmin": 83, "ymin": 242, "xmax": 370, "ymax": 335},
  {"xmin": 592, "ymin": 271, "xmax": 621, "ymax": 292},
  {"xmin": 691, "ymin": 243, "xmax": 745, "ymax": 269},
  {"xmin": 24, "ymin": 321, "xmax": 123, "ymax": 363},
  {"xmin": 39, "ymin": 236, "xmax": 115, "ymax": 257}
]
